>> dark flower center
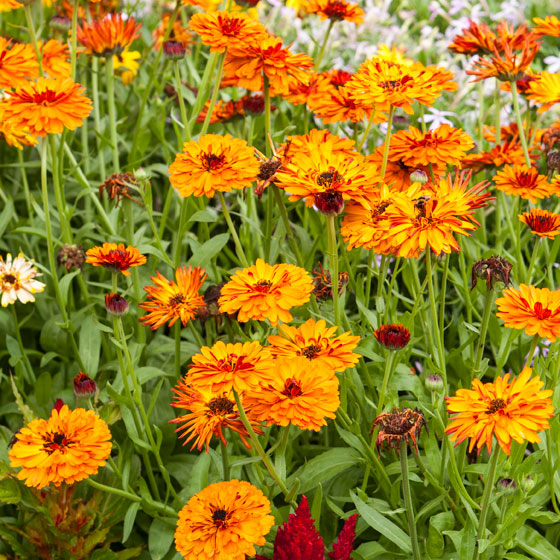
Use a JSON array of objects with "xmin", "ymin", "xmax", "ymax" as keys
[
  {"xmin": 43, "ymin": 431, "xmax": 73, "ymax": 455},
  {"xmin": 301, "ymin": 344, "xmax": 322, "ymax": 359},
  {"xmin": 212, "ymin": 508, "xmax": 228, "ymax": 528},
  {"xmin": 282, "ymin": 378, "xmax": 303, "ymax": 398},
  {"xmin": 316, "ymin": 170, "xmax": 344, "ymax": 188},
  {"xmin": 3, "ymin": 273, "xmax": 17, "ymax": 285},
  {"xmin": 169, "ymin": 293, "xmax": 186, "ymax": 306},
  {"xmin": 253, "ymin": 280, "xmax": 272, "ymax": 293},
  {"xmin": 201, "ymin": 152, "xmax": 226, "ymax": 172},
  {"xmin": 207, "ymin": 397, "xmax": 235, "ymax": 416},
  {"xmin": 106, "ymin": 249, "xmax": 129, "ymax": 269},
  {"xmin": 26, "ymin": 88, "xmax": 66, "ymax": 105},
  {"xmin": 528, "ymin": 215, "xmax": 557, "ymax": 232},
  {"xmin": 218, "ymin": 16, "xmax": 244, "ymax": 35},
  {"xmin": 486, "ymin": 398, "xmax": 506, "ymax": 414},
  {"xmin": 533, "ymin": 302, "xmax": 552, "ymax": 320},
  {"xmin": 323, "ymin": 0, "xmax": 349, "ymax": 19}
]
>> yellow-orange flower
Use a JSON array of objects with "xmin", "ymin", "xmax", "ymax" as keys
[
  {"xmin": 186, "ymin": 340, "xmax": 275, "ymax": 393},
  {"xmin": 0, "ymin": 77, "xmax": 92, "ymax": 137},
  {"xmin": 519, "ymin": 209, "xmax": 560, "ymax": 239},
  {"xmin": 0, "ymin": 115, "xmax": 37, "ymax": 149},
  {"xmin": 306, "ymin": 0, "xmax": 364, "ymax": 24},
  {"xmin": 40, "ymin": 39, "xmax": 71, "ymax": 79},
  {"xmin": 0, "ymin": 0, "xmax": 23, "ymax": 11},
  {"xmin": 533, "ymin": 16, "xmax": 560, "ymax": 38},
  {"xmin": 496, "ymin": 284, "xmax": 560, "ymax": 342},
  {"xmin": 493, "ymin": 164, "xmax": 552, "ymax": 203},
  {"xmin": 169, "ymin": 134, "xmax": 260, "ymax": 198},
  {"xmin": 446, "ymin": 368, "xmax": 553, "ymax": 455},
  {"xmin": 526, "ymin": 72, "xmax": 560, "ymax": 113},
  {"xmin": 308, "ymin": 83, "xmax": 378, "ymax": 124},
  {"xmin": 175, "ymin": 479, "xmax": 274, "ymax": 560},
  {"xmin": 139, "ymin": 266, "xmax": 206, "ymax": 329},
  {"xmin": 282, "ymin": 128, "xmax": 357, "ymax": 163},
  {"xmin": 77, "ymin": 13, "xmax": 141, "ymax": 56},
  {"xmin": 219, "ymin": 259, "xmax": 314, "ymax": 325},
  {"xmin": 85, "ymin": 242, "xmax": 146, "ymax": 276},
  {"xmin": 462, "ymin": 141, "xmax": 531, "ymax": 172},
  {"xmin": 267, "ymin": 318, "xmax": 361, "ymax": 373},
  {"xmin": 0, "ymin": 37, "xmax": 39, "ymax": 89},
  {"xmin": 9, "ymin": 405, "xmax": 112, "ymax": 488},
  {"xmin": 244, "ymin": 356, "xmax": 340, "ymax": 431},
  {"xmin": 449, "ymin": 20, "xmax": 497, "ymax": 55}
]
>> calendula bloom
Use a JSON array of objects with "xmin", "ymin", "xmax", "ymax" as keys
[
  {"xmin": 533, "ymin": 16, "xmax": 560, "ymax": 38},
  {"xmin": 0, "ymin": 116, "xmax": 37, "ymax": 149},
  {"xmin": 197, "ymin": 98, "xmax": 240, "ymax": 124},
  {"xmin": 446, "ymin": 368, "xmax": 554, "ymax": 454},
  {"xmin": 462, "ymin": 141, "xmax": 531, "ymax": 172},
  {"xmin": 372, "ymin": 408, "xmax": 427, "ymax": 453},
  {"xmin": 449, "ymin": 20, "xmax": 497, "ymax": 55},
  {"xmin": 244, "ymin": 357, "xmax": 340, "ymax": 431},
  {"xmin": 0, "ymin": 77, "xmax": 92, "ymax": 137},
  {"xmin": 496, "ymin": 284, "xmax": 560, "ymax": 342},
  {"xmin": 268, "ymin": 318, "xmax": 361, "ymax": 373},
  {"xmin": 0, "ymin": 37, "xmax": 39, "ymax": 89},
  {"xmin": 40, "ymin": 39, "xmax": 71, "ymax": 79},
  {"xmin": 170, "ymin": 382, "xmax": 261, "ymax": 451},
  {"xmin": 9, "ymin": 405, "xmax": 112, "ymax": 488},
  {"xmin": 153, "ymin": 14, "xmax": 193, "ymax": 50},
  {"xmin": 308, "ymin": 83, "xmax": 377, "ymax": 124},
  {"xmin": 519, "ymin": 209, "xmax": 560, "ymax": 239},
  {"xmin": 0, "ymin": 253, "xmax": 45, "ymax": 307},
  {"xmin": 374, "ymin": 323, "xmax": 411, "ymax": 350},
  {"xmin": 139, "ymin": 266, "xmax": 206, "ymax": 329},
  {"xmin": 77, "ymin": 13, "xmax": 141, "ymax": 56},
  {"xmin": 306, "ymin": 0, "xmax": 364, "ymax": 24},
  {"xmin": 493, "ymin": 164, "xmax": 552, "ymax": 203},
  {"xmin": 174, "ymin": 480, "xmax": 274, "ymax": 560},
  {"xmin": 219, "ymin": 259, "xmax": 314, "ymax": 325},
  {"xmin": 389, "ymin": 125, "xmax": 474, "ymax": 169},
  {"xmin": 0, "ymin": 0, "xmax": 23, "ymax": 11},
  {"xmin": 189, "ymin": 11, "xmax": 267, "ymax": 53},
  {"xmin": 282, "ymin": 128, "xmax": 357, "ymax": 163},
  {"xmin": 526, "ymin": 72, "xmax": 560, "ymax": 113},
  {"xmin": 113, "ymin": 49, "xmax": 141, "ymax": 85},
  {"xmin": 187, "ymin": 340, "xmax": 275, "ymax": 393},
  {"xmin": 85, "ymin": 242, "xmax": 146, "ymax": 276},
  {"xmin": 169, "ymin": 134, "xmax": 260, "ymax": 198}
]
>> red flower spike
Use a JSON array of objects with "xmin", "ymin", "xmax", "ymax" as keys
[{"xmin": 329, "ymin": 514, "xmax": 358, "ymax": 560}]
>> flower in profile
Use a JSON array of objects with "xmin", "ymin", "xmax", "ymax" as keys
[
  {"xmin": 139, "ymin": 266, "xmax": 206, "ymax": 329},
  {"xmin": 244, "ymin": 356, "xmax": 340, "ymax": 431},
  {"xmin": 85, "ymin": 242, "xmax": 146, "ymax": 276},
  {"xmin": 372, "ymin": 408, "xmax": 427, "ymax": 453},
  {"xmin": 519, "ymin": 209, "xmax": 560, "ymax": 239},
  {"xmin": 104, "ymin": 293, "xmax": 129, "ymax": 316},
  {"xmin": 306, "ymin": 0, "xmax": 364, "ymax": 24},
  {"xmin": 462, "ymin": 141, "xmax": 530, "ymax": 172},
  {"xmin": 77, "ymin": 13, "xmax": 141, "ymax": 56},
  {"xmin": 496, "ymin": 284, "xmax": 560, "ymax": 342},
  {"xmin": 186, "ymin": 340, "xmax": 275, "ymax": 393},
  {"xmin": 0, "ymin": 37, "xmax": 39, "ymax": 88},
  {"xmin": 40, "ymin": 39, "xmax": 71, "ymax": 79},
  {"xmin": 170, "ymin": 382, "xmax": 261, "ymax": 451},
  {"xmin": 169, "ymin": 134, "xmax": 260, "ymax": 198},
  {"xmin": 526, "ymin": 72, "xmax": 560, "ymax": 113},
  {"xmin": 268, "ymin": 318, "xmax": 360, "ymax": 373},
  {"xmin": 0, "ymin": 77, "xmax": 92, "ymax": 137},
  {"xmin": 218, "ymin": 259, "xmax": 314, "ymax": 325},
  {"xmin": 533, "ymin": 16, "xmax": 560, "ymax": 38},
  {"xmin": 8, "ymin": 405, "xmax": 112, "ymax": 488},
  {"xmin": 0, "ymin": 253, "xmax": 45, "ymax": 307},
  {"xmin": 374, "ymin": 323, "xmax": 411, "ymax": 350},
  {"xmin": 73, "ymin": 372, "xmax": 97, "ymax": 399},
  {"xmin": 448, "ymin": 20, "xmax": 497, "ymax": 55},
  {"xmin": 174, "ymin": 479, "xmax": 274, "ymax": 560},
  {"xmin": 493, "ymin": 164, "xmax": 552, "ymax": 203},
  {"xmin": 471, "ymin": 256, "xmax": 512, "ymax": 290},
  {"xmin": 445, "ymin": 367, "xmax": 554, "ymax": 454}
]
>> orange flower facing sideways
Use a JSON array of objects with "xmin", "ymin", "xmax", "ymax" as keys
[
  {"xmin": 0, "ymin": 37, "xmax": 39, "ymax": 89},
  {"xmin": 85, "ymin": 243, "xmax": 146, "ymax": 276}
]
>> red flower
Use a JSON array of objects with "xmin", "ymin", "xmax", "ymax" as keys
[{"xmin": 329, "ymin": 514, "xmax": 358, "ymax": 560}]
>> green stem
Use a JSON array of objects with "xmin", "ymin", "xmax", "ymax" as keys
[
  {"xmin": 426, "ymin": 251, "xmax": 446, "ymax": 386},
  {"xmin": 526, "ymin": 237, "xmax": 541, "ymax": 284},
  {"xmin": 173, "ymin": 61, "xmax": 190, "ymax": 144},
  {"xmin": 263, "ymin": 74, "xmax": 272, "ymax": 157},
  {"xmin": 70, "ymin": 0, "xmax": 79, "ymax": 80},
  {"xmin": 376, "ymin": 255, "xmax": 389, "ymax": 303},
  {"xmin": 199, "ymin": 51, "xmax": 226, "ymax": 137},
  {"xmin": 174, "ymin": 322, "xmax": 182, "ymax": 377},
  {"xmin": 326, "ymin": 215, "xmax": 340, "ymax": 329},
  {"xmin": 524, "ymin": 334, "xmax": 540, "ymax": 368},
  {"xmin": 105, "ymin": 56, "xmax": 120, "ymax": 172},
  {"xmin": 49, "ymin": 135, "xmax": 72, "ymax": 243},
  {"xmin": 509, "ymin": 80, "xmax": 531, "ymax": 167},
  {"xmin": 91, "ymin": 57, "xmax": 107, "ymax": 180},
  {"xmin": 494, "ymin": 80, "xmax": 500, "ymax": 144},
  {"xmin": 217, "ymin": 191, "xmax": 249, "ymax": 267},
  {"xmin": 376, "ymin": 351, "xmax": 395, "ymax": 415},
  {"xmin": 400, "ymin": 439, "xmax": 421, "ymax": 560},
  {"xmin": 17, "ymin": 150, "xmax": 33, "ymax": 219},
  {"xmin": 173, "ymin": 197, "xmax": 189, "ymax": 268},
  {"xmin": 379, "ymin": 105, "xmax": 395, "ymax": 183},
  {"xmin": 358, "ymin": 110, "xmax": 376, "ymax": 152},
  {"xmin": 272, "ymin": 185, "xmax": 305, "ymax": 268},
  {"xmin": 473, "ymin": 288, "xmax": 495, "ymax": 376},
  {"xmin": 314, "ymin": 20, "xmax": 334, "ymax": 69},
  {"xmin": 477, "ymin": 81, "xmax": 484, "ymax": 149},
  {"xmin": 24, "ymin": 4, "xmax": 42, "ymax": 74},
  {"xmin": 10, "ymin": 305, "xmax": 35, "ymax": 383},
  {"xmin": 439, "ymin": 254, "xmax": 449, "ymax": 333},
  {"xmin": 221, "ymin": 438, "xmax": 230, "ymax": 480}
]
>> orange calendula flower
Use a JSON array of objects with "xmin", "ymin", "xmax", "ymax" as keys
[
  {"xmin": 175, "ymin": 479, "xmax": 274, "ymax": 560},
  {"xmin": 77, "ymin": 13, "xmax": 141, "ymax": 56},
  {"xmin": 0, "ymin": 0, "xmax": 23, "ymax": 11},
  {"xmin": 169, "ymin": 134, "xmax": 260, "ymax": 198},
  {"xmin": 448, "ymin": 20, "xmax": 497, "ymax": 55},
  {"xmin": 526, "ymin": 72, "xmax": 560, "ymax": 113},
  {"xmin": 268, "ymin": 318, "xmax": 361, "ymax": 373},
  {"xmin": 187, "ymin": 340, "xmax": 275, "ymax": 393},
  {"xmin": 389, "ymin": 124, "xmax": 474, "ymax": 169},
  {"xmin": 0, "ymin": 115, "xmax": 37, "ymax": 149},
  {"xmin": 40, "ymin": 39, "xmax": 71, "ymax": 79},
  {"xmin": 533, "ymin": 16, "xmax": 560, "ymax": 38},
  {"xmin": 170, "ymin": 383, "xmax": 261, "ymax": 451},
  {"xmin": 139, "ymin": 266, "xmax": 206, "ymax": 329},
  {"xmin": 219, "ymin": 259, "xmax": 314, "ymax": 325},
  {"xmin": 493, "ymin": 164, "xmax": 552, "ymax": 203},
  {"xmin": 519, "ymin": 209, "xmax": 560, "ymax": 239},
  {"xmin": 446, "ymin": 367, "xmax": 554, "ymax": 455},
  {"xmin": 85, "ymin": 242, "xmax": 146, "ymax": 276},
  {"xmin": 189, "ymin": 11, "xmax": 267, "ymax": 53},
  {"xmin": 282, "ymin": 128, "xmax": 357, "ymax": 163},
  {"xmin": 9, "ymin": 405, "xmax": 112, "ymax": 488},
  {"xmin": 0, "ymin": 77, "xmax": 92, "ymax": 137},
  {"xmin": 462, "ymin": 141, "xmax": 531, "ymax": 172},
  {"xmin": 244, "ymin": 356, "xmax": 340, "ymax": 431},
  {"xmin": 0, "ymin": 37, "xmax": 39, "ymax": 89},
  {"xmin": 306, "ymin": 0, "xmax": 364, "ymax": 24},
  {"xmin": 153, "ymin": 14, "xmax": 193, "ymax": 50},
  {"xmin": 496, "ymin": 284, "xmax": 560, "ymax": 342}
]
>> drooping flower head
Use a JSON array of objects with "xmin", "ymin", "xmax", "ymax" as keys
[
  {"xmin": 77, "ymin": 13, "xmax": 141, "ymax": 56},
  {"xmin": 218, "ymin": 259, "xmax": 314, "ymax": 325},
  {"xmin": 139, "ymin": 266, "xmax": 206, "ymax": 329},
  {"xmin": 174, "ymin": 479, "xmax": 274, "ymax": 560},
  {"xmin": 496, "ymin": 284, "xmax": 560, "ymax": 342},
  {"xmin": 9, "ymin": 405, "xmax": 112, "ymax": 488},
  {"xmin": 372, "ymin": 408, "xmax": 427, "ymax": 453},
  {"xmin": 519, "ymin": 209, "xmax": 560, "ymax": 239},
  {"xmin": 446, "ymin": 367, "xmax": 554, "ymax": 454},
  {"xmin": 0, "ymin": 253, "xmax": 45, "ymax": 307},
  {"xmin": 493, "ymin": 164, "xmax": 552, "ymax": 203},
  {"xmin": 0, "ymin": 37, "xmax": 39, "ymax": 89},
  {"xmin": 305, "ymin": 0, "xmax": 364, "ymax": 24},
  {"xmin": 85, "ymin": 242, "xmax": 146, "ymax": 276}
]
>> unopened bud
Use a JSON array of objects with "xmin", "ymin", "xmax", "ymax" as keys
[
  {"xmin": 163, "ymin": 40, "xmax": 186, "ymax": 61},
  {"xmin": 519, "ymin": 476, "xmax": 536, "ymax": 493},
  {"xmin": 497, "ymin": 478, "xmax": 517, "ymax": 494},
  {"xmin": 425, "ymin": 373, "xmax": 444, "ymax": 392},
  {"xmin": 314, "ymin": 191, "xmax": 344, "ymax": 216},
  {"xmin": 105, "ymin": 293, "xmax": 129, "ymax": 317},
  {"xmin": 410, "ymin": 169, "xmax": 428, "ymax": 184},
  {"xmin": 50, "ymin": 15, "xmax": 72, "ymax": 32},
  {"xmin": 73, "ymin": 371, "xmax": 97, "ymax": 398}
]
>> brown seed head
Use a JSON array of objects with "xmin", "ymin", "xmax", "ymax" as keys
[
  {"xmin": 57, "ymin": 244, "xmax": 86, "ymax": 272},
  {"xmin": 471, "ymin": 255, "xmax": 513, "ymax": 290},
  {"xmin": 372, "ymin": 407, "xmax": 427, "ymax": 454}
]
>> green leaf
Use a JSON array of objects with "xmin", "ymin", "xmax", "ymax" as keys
[
  {"xmin": 188, "ymin": 208, "xmax": 219, "ymax": 223},
  {"xmin": 0, "ymin": 198, "xmax": 14, "ymax": 238},
  {"xmin": 148, "ymin": 518, "xmax": 175, "ymax": 560},
  {"xmin": 427, "ymin": 511, "xmax": 454, "ymax": 557},
  {"xmin": 58, "ymin": 269, "xmax": 81, "ymax": 304},
  {"xmin": 122, "ymin": 502, "xmax": 140, "ymax": 543},
  {"xmin": 516, "ymin": 526, "xmax": 560, "ymax": 560},
  {"xmin": 136, "ymin": 366, "xmax": 173, "ymax": 384},
  {"xmin": 79, "ymin": 315, "xmax": 102, "ymax": 376},
  {"xmin": 0, "ymin": 476, "xmax": 21, "ymax": 504},
  {"xmin": 187, "ymin": 233, "xmax": 230, "ymax": 269}
]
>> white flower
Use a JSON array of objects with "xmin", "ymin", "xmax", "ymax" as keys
[
  {"xmin": 0, "ymin": 253, "xmax": 45, "ymax": 307},
  {"xmin": 544, "ymin": 55, "xmax": 560, "ymax": 74},
  {"xmin": 423, "ymin": 107, "xmax": 457, "ymax": 128}
]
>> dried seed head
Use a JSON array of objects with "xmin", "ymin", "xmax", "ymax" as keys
[
  {"xmin": 57, "ymin": 244, "xmax": 86, "ymax": 272},
  {"xmin": 471, "ymin": 255, "xmax": 513, "ymax": 290},
  {"xmin": 547, "ymin": 151, "xmax": 560, "ymax": 174},
  {"xmin": 372, "ymin": 408, "xmax": 427, "ymax": 454},
  {"xmin": 311, "ymin": 262, "xmax": 348, "ymax": 301}
]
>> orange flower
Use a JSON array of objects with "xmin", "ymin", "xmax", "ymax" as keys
[
  {"xmin": 462, "ymin": 141, "xmax": 530, "ymax": 172},
  {"xmin": 40, "ymin": 39, "xmax": 71, "ymax": 79},
  {"xmin": 282, "ymin": 128, "xmax": 357, "ymax": 162},
  {"xmin": 519, "ymin": 209, "xmax": 560, "ymax": 239},
  {"xmin": 305, "ymin": 0, "xmax": 364, "ymax": 24},
  {"xmin": 0, "ymin": 37, "xmax": 39, "ymax": 89},
  {"xmin": 446, "ymin": 368, "xmax": 553, "ymax": 455},
  {"xmin": 219, "ymin": 259, "xmax": 314, "ymax": 325},
  {"xmin": 0, "ymin": 114, "xmax": 37, "ymax": 149},
  {"xmin": 77, "ymin": 13, "xmax": 141, "ymax": 56},
  {"xmin": 174, "ymin": 480, "xmax": 274, "ymax": 560},
  {"xmin": 85, "ymin": 242, "xmax": 146, "ymax": 276},
  {"xmin": 153, "ymin": 14, "xmax": 193, "ymax": 50},
  {"xmin": 493, "ymin": 164, "xmax": 552, "ymax": 203},
  {"xmin": 244, "ymin": 356, "xmax": 340, "ymax": 431},
  {"xmin": 526, "ymin": 72, "xmax": 560, "ymax": 113},
  {"xmin": 186, "ymin": 340, "xmax": 275, "ymax": 393},
  {"xmin": 308, "ymin": 83, "xmax": 378, "ymax": 123},
  {"xmin": 9, "ymin": 405, "xmax": 112, "ymax": 488},
  {"xmin": 196, "ymin": 98, "xmax": 240, "ymax": 124},
  {"xmin": 189, "ymin": 11, "xmax": 267, "ymax": 53},
  {"xmin": 496, "ymin": 284, "xmax": 560, "ymax": 342},
  {"xmin": 0, "ymin": 77, "xmax": 92, "ymax": 137},
  {"xmin": 139, "ymin": 266, "xmax": 206, "ymax": 329},
  {"xmin": 267, "ymin": 318, "xmax": 361, "ymax": 373},
  {"xmin": 169, "ymin": 134, "xmax": 260, "ymax": 198},
  {"xmin": 0, "ymin": 0, "xmax": 23, "ymax": 11},
  {"xmin": 448, "ymin": 20, "xmax": 497, "ymax": 55},
  {"xmin": 533, "ymin": 16, "xmax": 560, "ymax": 38}
]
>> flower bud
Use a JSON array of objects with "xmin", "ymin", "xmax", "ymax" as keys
[
  {"xmin": 163, "ymin": 40, "xmax": 186, "ymax": 61},
  {"xmin": 50, "ymin": 15, "xmax": 72, "ymax": 32},
  {"xmin": 314, "ymin": 191, "xmax": 344, "ymax": 216},
  {"xmin": 425, "ymin": 373, "xmax": 444, "ymax": 392},
  {"xmin": 73, "ymin": 372, "xmax": 97, "ymax": 399},
  {"xmin": 53, "ymin": 398, "xmax": 65, "ymax": 412},
  {"xmin": 105, "ymin": 293, "xmax": 129, "ymax": 317},
  {"xmin": 519, "ymin": 476, "xmax": 536, "ymax": 493},
  {"xmin": 410, "ymin": 169, "xmax": 428, "ymax": 184},
  {"xmin": 374, "ymin": 324, "xmax": 411, "ymax": 350},
  {"xmin": 497, "ymin": 477, "xmax": 517, "ymax": 495}
]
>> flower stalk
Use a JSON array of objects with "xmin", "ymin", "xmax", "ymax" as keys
[{"xmin": 399, "ymin": 438, "xmax": 421, "ymax": 560}]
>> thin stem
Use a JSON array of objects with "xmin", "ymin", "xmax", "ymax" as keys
[
  {"xmin": 271, "ymin": 185, "xmax": 305, "ymax": 268},
  {"xmin": 217, "ymin": 191, "xmax": 249, "ymax": 267},
  {"xmin": 439, "ymin": 253, "xmax": 449, "ymax": 333},
  {"xmin": 174, "ymin": 322, "xmax": 182, "ymax": 377},
  {"xmin": 221, "ymin": 439, "xmax": 230, "ymax": 480},
  {"xmin": 91, "ymin": 57, "xmax": 107, "ymax": 180},
  {"xmin": 314, "ymin": 20, "xmax": 334, "ymax": 69},
  {"xmin": 526, "ymin": 237, "xmax": 541, "ymax": 284},
  {"xmin": 263, "ymin": 74, "xmax": 272, "ymax": 157},
  {"xmin": 24, "ymin": 5, "xmax": 42, "ymax": 74},
  {"xmin": 509, "ymin": 80, "xmax": 531, "ymax": 167},
  {"xmin": 173, "ymin": 197, "xmax": 189, "ymax": 268},
  {"xmin": 524, "ymin": 334, "xmax": 540, "ymax": 368},
  {"xmin": 326, "ymin": 215, "xmax": 340, "ymax": 328},
  {"xmin": 199, "ymin": 51, "xmax": 226, "ymax": 137},
  {"xmin": 477, "ymin": 81, "xmax": 484, "ymax": 148},
  {"xmin": 400, "ymin": 439, "xmax": 421, "ymax": 560},
  {"xmin": 49, "ymin": 135, "xmax": 72, "ymax": 243},
  {"xmin": 70, "ymin": 0, "xmax": 79, "ymax": 80},
  {"xmin": 376, "ymin": 255, "xmax": 389, "ymax": 303},
  {"xmin": 473, "ymin": 289, "xmax": 495, "ymax": 376},
  {"xmin": 494, "ymin": 80, "xmax": 500, "ymax": 144},
  {"xmin": 105, "ymin": 56, "xmax": 120, "ymax": 172},
  {"xmin": 18, "ymin": 150, "xmax": 33, "ymax": 219},
  {"xmin": 376, "ymin": 351, "xmax": 395, "ymax": 415},
  {"xmin": 10, "ymin": 305, "xmax": 35, "ymax": 383},
  {"xmin": 426, "ymin": 251, "xmax": 446, "ymax": 386},
  {"xmin": 358, "ymin": 110, "xmax": 376, "ymax": 152},
  {"xmin": 379, "ymin": 105, "xmax": 395, "ymax": 183},
  {"xmin": 173, "ymin": 61, "xmax": 190, "ymax": 144}
]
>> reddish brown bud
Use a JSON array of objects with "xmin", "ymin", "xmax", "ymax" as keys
[
  {"xmin": 73, "ymin": 372, "xmax": 97, "ymax": 398},
  {"xmin": 163, "ymin": 40, "xmax": 186, "ymax": 60},
  {"xmin": 105, "ymin": 293, "xmax": 129, "ymax": 317},
  {"xmin": 374, "ymin": 323, "xmax": 411, "ymax": 350}
]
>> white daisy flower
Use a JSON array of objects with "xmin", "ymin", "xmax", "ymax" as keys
[{"xmin": 0, "ymin": 253, "xmax": 45, "ymax": 307}]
